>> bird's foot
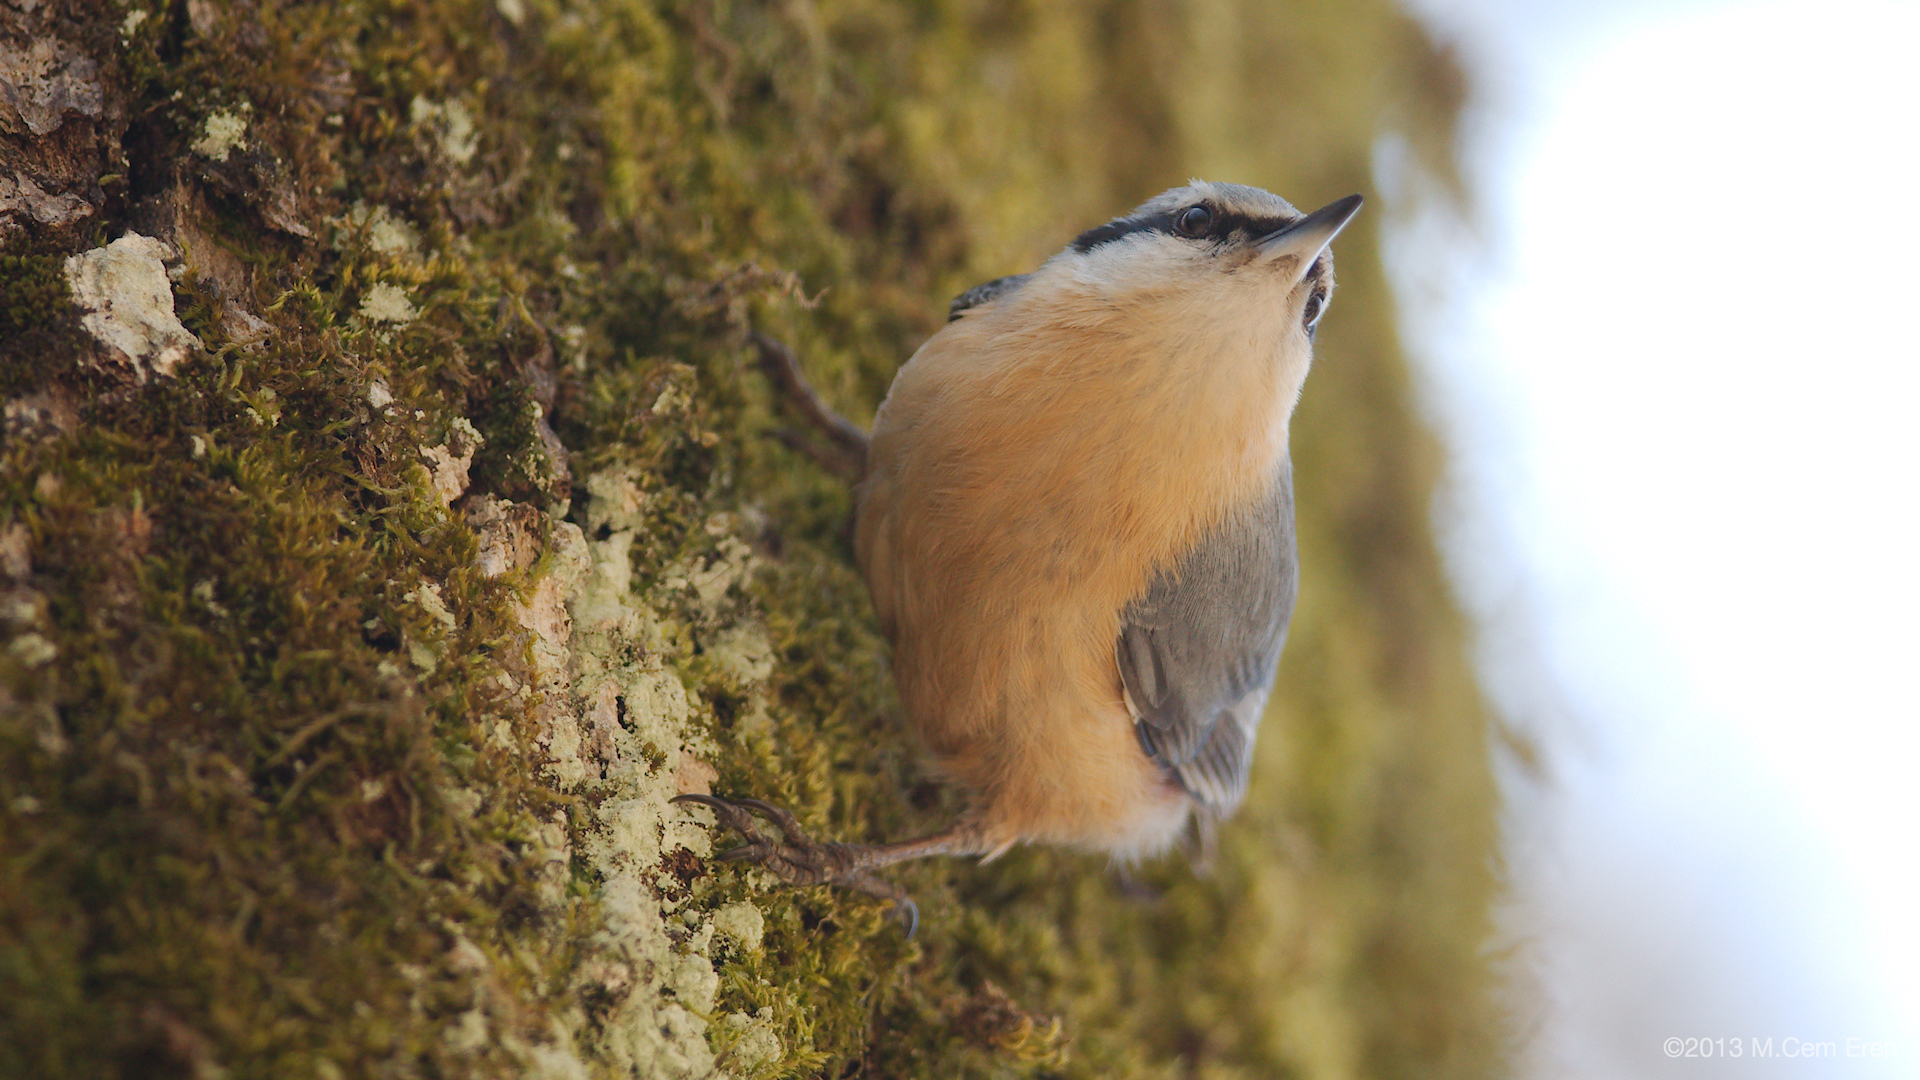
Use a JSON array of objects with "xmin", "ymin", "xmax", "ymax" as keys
[{"xmin": 672, "ymin": 793, "xmax": 920, "ymax": 936}]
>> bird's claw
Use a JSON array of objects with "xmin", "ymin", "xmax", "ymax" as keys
[
  {"xmin": 671, "ymin": 793, "xmax": 838, "ymax": 883},
  {"xmin": 892, "ymin": 895, "xmax": 920, "ymax": 938},
  {"xmin": 671, "ymin": 793, "xmax": 921, "ymax": 937},
  {"xmin": 729, "ymin": 797, "xmax": 808, "ymax": 838}
]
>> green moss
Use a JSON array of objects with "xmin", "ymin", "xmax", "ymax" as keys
[
  {"xmin": 3, "ymin": 0, "xmax": 1503, "ymax": 1077},
  {"xmin": 0, "ymin": 255, "xmax": 70, "ymax": 340},
  {"xmin": 0, "ymin": 255, "xmax": 80, "ymax": 400}
]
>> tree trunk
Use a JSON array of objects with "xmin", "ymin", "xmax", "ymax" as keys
[{"xmin": 1, "ymin": 1, "xmax": 1503, "ymax": 1077}]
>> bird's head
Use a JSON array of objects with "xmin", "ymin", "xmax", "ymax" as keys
[{"xmin": 1054, "ymin": 180, "xmax": 1363, "ymax": 345}]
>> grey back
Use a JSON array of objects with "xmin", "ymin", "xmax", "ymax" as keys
[{"xmin": 947, "ymin": 274, "xmax": 1034, "ymax": 322}]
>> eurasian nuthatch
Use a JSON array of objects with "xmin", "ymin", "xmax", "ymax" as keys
[{"xmin": 679, "ymin": 181, "xmax": 1363, "ymax": 929}]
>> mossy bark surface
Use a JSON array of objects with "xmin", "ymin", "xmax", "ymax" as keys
[{"xmin": 2, "ymin": 1, "xmax": 1501, "ymax": 1077}]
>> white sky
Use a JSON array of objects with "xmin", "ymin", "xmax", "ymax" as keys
[{"xmin": 1388, "ymin": 1, "xmax": 1919, "ymax": 1076}]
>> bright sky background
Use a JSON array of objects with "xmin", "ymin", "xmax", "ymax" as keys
[{"xmin": 1387, "ymin": 1, "xmax": 1919, "ymax": 1076}]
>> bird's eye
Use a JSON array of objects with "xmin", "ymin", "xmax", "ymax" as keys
[
  {"xmin": 1174, "ymin": 205, "xmax": 1212, "ymax": 236},
  {"xmin": 1302, "ymin": 292, "xmax": 1325, "ymax": 334}
]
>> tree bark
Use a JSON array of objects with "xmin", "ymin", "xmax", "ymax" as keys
[{"xmin": 1, "ymin": 2, "xmax": 1505, "ymax": 1078}]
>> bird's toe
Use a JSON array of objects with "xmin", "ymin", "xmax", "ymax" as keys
[{"xmin": 731, "ymin": 797, "xmax": 809, "ymax": 840}]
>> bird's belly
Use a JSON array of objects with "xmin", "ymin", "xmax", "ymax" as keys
[{"xmin": 879, "ymin": 521, "xmax": 1196, "ymax": 857}]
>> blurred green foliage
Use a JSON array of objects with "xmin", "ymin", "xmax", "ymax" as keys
[{"xmin": 0, "ymin": 0, "xmax": 1499, "ymax": 1077}]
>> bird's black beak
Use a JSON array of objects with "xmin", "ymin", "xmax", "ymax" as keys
[{"xmin": 1255, "ymin": 194, "xmax": 1364, "ymax": 285}]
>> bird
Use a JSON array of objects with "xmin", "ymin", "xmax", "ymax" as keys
[{"xmin": 677, "ymin": 181, "xmax": 1363, "ymax": 933}]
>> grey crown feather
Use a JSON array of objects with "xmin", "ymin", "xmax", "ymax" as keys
[{"xmin": 1115, "ymin": 461, "xmax": 1299, "ymax": 814}]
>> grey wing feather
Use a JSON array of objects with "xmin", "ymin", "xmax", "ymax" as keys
[
  {"xmin": 948, "ymin": 273, "xmax": 1033, "ymax": 321},
  {"xmin": 1115, "ymin": 460, "xmax": 1298, "ymax": 815}
]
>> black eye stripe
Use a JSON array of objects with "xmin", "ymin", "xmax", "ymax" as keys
[
  {"xmin": 1068, "ymin": 205, "xmax": 1301, "ymax": 253},
  {"xmin": 1069, "ymin": 211, "xmax": 1178, "ymax": 253},
  {"xmin": 1200, "ymin": 209, "xmax": 1296, "ymax": 244}
]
